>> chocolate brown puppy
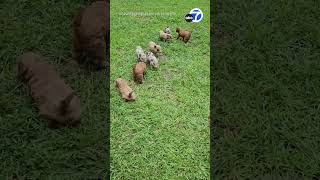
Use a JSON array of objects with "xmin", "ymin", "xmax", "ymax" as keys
[
  {"xmin": 17, "ymin": 52, "xmax": 81, "ymax": 128},
  {"xmin": 115, "ymin": 78, "xmax": 136, "ymax": 101},
  {"xmin": 133, "ymin": 61, "xmax": 147, "ymax": 84},
  {"xmin": 176, "ymin": 27, "xmax": 192, "ymax": 43},
  {"xmin": 73, "ymin": 1, "xmax": 109, "ymax": 70},
  {"xmin": 159, "ymin": 31, "xmax": 173, "ymax": 41}
]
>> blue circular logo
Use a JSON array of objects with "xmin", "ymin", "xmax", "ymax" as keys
[{"xmin": 189, "ymin": 8, "xmax": 203, "ymax": 23}]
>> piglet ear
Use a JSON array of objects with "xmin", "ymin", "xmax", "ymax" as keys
[
  {"xmin": 60, "ymin": 93, "xmax": 74, "ymax": 115},
  {"xmin": 128, "ymin": 92, "xmax": 133, "ymax": 99}
]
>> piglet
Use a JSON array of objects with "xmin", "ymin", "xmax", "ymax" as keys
[
  {"xmin": 148, "ymin": 41, "xmax": 162, "ymax": 56},
  {"xmin": 164, "ymin": 27, "xmax": 171, "ymax": 34},
  {"xmin": 133, "ymin": 62, "xmax": 146, "ymax": 84},
  {"xmin": 73, "ymin": 0, "xmax": 109, "ymax": 70},
  {"xmin": 115, "ymin": 78, "xmax": 136, "ymax": 101},
  {"xmin": 176, "ymin": 27, "xmax": 192, "ymax": 43},
  {"xmin": 146, "ymin": 52, "xmax": 159, "ymax": 69},
  {"xmin": 135, "ymin": 46, "xmax": 147, "ymax": 62},
  {"xmin": 17, "ymin": 52, "xmax": 81, "ymax": 128},
  {"xmin": 159, "ymin": 31, "xmax": 173, "ymax": 41}
]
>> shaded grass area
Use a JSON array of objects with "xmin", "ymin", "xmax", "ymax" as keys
[
  {"xmin": 213, "ymin": 0, "xmax": 320, "ymax": 179},
  {"xmin": 0, "ymin": 1, "xmax": 108, "ymax": 178},
  {"xmin": 110, "ymin": 0, "xmax": 210, "ymax": 179}
]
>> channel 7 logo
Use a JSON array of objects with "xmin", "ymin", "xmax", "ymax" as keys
[{"xmin": 185, "ymin": 8, "xmax": 203, "ymax": 23}]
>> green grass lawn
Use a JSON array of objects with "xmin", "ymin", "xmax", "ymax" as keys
[
  {"xmin": 0, "ymin": 1, "xmax": 108, "ymax": 179},
  {"xmin": 110, "ymin": 0, "xmax": 210, "ymax": 179},
  {"xmin": 213, "ymin": 1, "xmax": 320, "ymax": 179}
]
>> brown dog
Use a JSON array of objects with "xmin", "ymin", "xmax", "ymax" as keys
[
  {"xmin": 72, "ymin": 1, "xmax": 109, "ymax": 70},
  {"xmin": 17, "ymin": 52, "xmax": 82, "ymax": 128},
  {"xmin": 115, "ymin": 78, "xmax": 136, "ymax": 101},
  {"xmin": 133, "ymin": 62, "xmax": 146, "ymax": 84},
  {"xmin": 176, "ymin": 27, "xmax": 192, "ymax": 43}
]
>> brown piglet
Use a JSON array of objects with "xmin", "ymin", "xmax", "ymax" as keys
[
  {"xmin": 159, "ymin": 31, "xmax": 173, "ymax": 41},
  {"xmin": 115, "ymin": 78, "xmax": 136, "ymax": 101},
  {"xmin": 148, "ymin": 41, "xmax": 162, "ymax": 56},
  {"xmin": 176, "ymin": 27, "xmax": 192, "ymax": 43},
  {"xmin": 17, "ymin": 52, "xmax": 82, "ymax": 128},
  {"xmin": 133, "ymin": 62, "xmax": 147, "ymax": 84},
  {"xmin": 73, "ymin": 0, "xmax": 109, "ymax": 70}
]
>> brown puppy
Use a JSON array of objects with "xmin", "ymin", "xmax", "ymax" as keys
[
  {"xmin": 133, "ymin": 62, "xmax": 146, "ymax": 84},
  {"xmin": 73, "ymin": 1, "xmax": 109, "ymax": 70},
  {"xmin": 159, "ymin": 31, "xmax": 172, "ymax": 41},
  {"xmin": 17, "ymin": 52, "xmax": 81, "ymax": 128},
  {"xmin": 176, "ymin": 27, "xmax": 192, "ymax": 43},
  {"xmin": 116, "ymin": 78, "xmax": 136, "ymax": 101}
]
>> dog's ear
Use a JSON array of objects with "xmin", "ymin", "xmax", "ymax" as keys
[{"xmin": 60, "ymin": 93, "xmax": 74, "ymax": 115}]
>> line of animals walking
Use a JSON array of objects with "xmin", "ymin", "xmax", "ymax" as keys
[
  {"xmin": 14, "ymin": 0, "xmax": 192, "ymax": 128},
  {"xmin": 116, "ymin": 27, "xmax": 192, "ymax": 101}
]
